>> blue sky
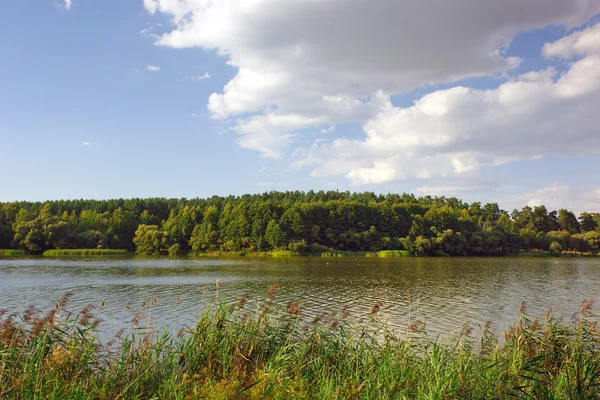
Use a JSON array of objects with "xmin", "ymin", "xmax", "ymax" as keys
[{"xmin": 1, "ymin": 1, "xmax": 599, "ymax": 213}]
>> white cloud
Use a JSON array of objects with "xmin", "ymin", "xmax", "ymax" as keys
[
  {"xmin": 500, "ymin": 184, "xmax": 600, "ymax": 215},
  {"xmin": 258, "ymin": 166, "xmax": 267, "ymax": 173},
  {"xmin": 146, "ymin": 0, "xmax": 600, "ymax": 158},
  {"xmin": 64, "ymin": 0, "xmax": 71, "ymax": 10},
  {"xmin": 191, "ymin": 72, "xmax": 211, "ymax": 81},
  {"xmin": 82, "ymin": 141, "xmax": 90, "ymax": 146},
  {"xmin": 413, "ymin": 184, "xmax": 489, "ymax": 197},
  {"xmin": 298, "ymin": 23, "xmax": 600, "ymax": 184},
  {"xmin": 146, "ymin": 65, "xmax": 161, "ymax": 72},
  {"xmin": 141, "ymin": 27, "xmax": 160, "ymax": 39},
  {"xmin": 320, "ymin": 125, "xmax": 336, "ymax": 134}
]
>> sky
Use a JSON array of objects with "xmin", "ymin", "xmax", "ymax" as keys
[{"xmin": 1, "ymin": 1, "xmax": 599, "ymax": 214}]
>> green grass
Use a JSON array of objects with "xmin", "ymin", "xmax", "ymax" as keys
[
  {"xmin": 2, "ymin": 291, "xmax": 600, "ymax": 399},
  {"xmin": 0, "ymin": 249, "xmax": 28, "ymax": 256},
  {"xmin": 193, "ymin": 250, "xmax": 410, "ymax": 258},
  {"xmin": 321, "ymin": 251, "xmax": 345, "ymax": 257},
  {"xmin": 269, "ymin": 250, "xmax": 299, "ymax": 257},
  {"xmin": 376, "ymin": 250, "xmax": 411, "ymax": 257},
  {"xmin": 43, "ymin": 249, "xmax": 129, "ymax": 256}
]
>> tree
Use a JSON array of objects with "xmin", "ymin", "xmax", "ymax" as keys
[
  {"xmin": 580, "ymin": 212, "xmax": 599, "ymax": 232},
  {"xmin": 0, "ymin": 192, "xmax": 599, "ymax": 257},
  {"xmin": 549, "ymin": 241, "xmax": 563, "ymax": 256},
  {"xmin": 558, "ymin": 209, "xmax": 580, "ymax": 234},
  {"xmin": 532, "ymin": 205, "xmax": 551, "ymax": 233},
  {"xmin": 0, "ymin": 209, "xmax": 13, "ymax": 248},
  {"xmin": 162, "ymin": 206, "xmax": 201, "ymax": 252},
  {"xmin": 583, "ymin": 231, "xmax": 600, "ymax": 254},
  {"xmin": 189, "ymin": 206, "xmax": 220, "ymax": 252},
  {"xmin": 133, "ymin": 225, "xmax": 167, "ymax": 255},
  {"xmin": 264, "ymin": 220, "xmax": 286, "ymax": 249},
  {"xmin": 11, "ymin": 204, "xmax": 60, "ymax": 253}
]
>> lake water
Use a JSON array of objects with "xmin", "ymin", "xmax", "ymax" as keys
[{"xmin": 1, "ymin": 256, "xmax": 599, "ymax": 339}]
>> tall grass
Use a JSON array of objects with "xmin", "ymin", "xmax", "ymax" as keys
[
  {"xmin": 321, "ymin": 251, "xmax": 346, "ymax": 257},
  {"xmin": 376, "ymin": 250, "xmax": 411, "ymax": 257},
  {"xmin": 0, "ymin": 249, "xmax": 28, "ymax": 256},
  {"xmin": 2, "ymin": 289, "xmax": 600, "ymax": 399},
  {"xmin": 43, "ymin": 249, "xmax": 129, "ymax": 256},
  {"xmin": 268, "ymin": 250, "xmax": 299, "ymax": 257}
]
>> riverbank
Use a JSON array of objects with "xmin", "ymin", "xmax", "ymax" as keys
[
  {"xmin": 43, "ymin": 249, "xmax": 129, "ymax": 256},
  {"xmin": 0, "ymin": 250, "xmax": 28, "ymax": 256},
  {"xmin": 0, "ymin": 248, "xmax": 597, "ymax": 258},
  {"xmin": 1, "ymin": 292, "xmax": 600, "ymax": 399}
]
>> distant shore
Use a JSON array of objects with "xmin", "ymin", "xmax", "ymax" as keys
[{"xmin": 1, "ymin": 248, "xmax": 598, "ymax": 258}]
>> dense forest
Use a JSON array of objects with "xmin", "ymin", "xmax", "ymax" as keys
[{"xmin": 0, "ymin": 191, "xmax": 599, "ymax": 256}]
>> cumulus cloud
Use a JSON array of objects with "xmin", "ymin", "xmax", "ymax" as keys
[
  {"xmin": 500, "ymin": 184, "xmax": 600, "ymax": 215},
  {"xmin": 413, "ymin": 184, "xmax": 491, "ymax": 197},
  {"xmin": 298, "ymin": 23, "xmax": 600, "ymax": 184},
  {"xmin": 145, "ymin": 0, "xmax": 600, "ymax": 158},
  {"xmin": 64, "ymin": 0, "xmax": 72, "ymax": 10},
  {"xmin": 191, "ymin": 72, "xmax": 210, "ymax": 81},
  {"xmin": 320, "ymin": 125, "xmax": 336, "ymax": 134},
  {"xmin": 82, "ymin": 141, "xmax": 90, "ymax": 146},
  {"xmin": 146, "ymin": 65, "xmax": 161, "ymax": 72}
]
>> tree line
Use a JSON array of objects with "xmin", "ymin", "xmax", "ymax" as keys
[{"xmin": 0, "ymin": 191, "xmax": 599, "ymax": 256}]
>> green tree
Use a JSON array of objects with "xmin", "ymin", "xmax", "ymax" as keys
[
  {"xmin": 190, "ymin": 206, "xmax": 220, "ymax": 252},
  {"xmin": 558, "ymin": 209, "xmax": 580, "ymax": 234},
  {"xmin": 133, "ymin": 225, "xmax": 167, "ymax": 255},
  {"xmin": 580, "ymin": 212, "xmax": 599, "ymax": 232},
  {"xmin": 264, "ymin": 220, "xmax": 286, "ymax": 249},
  {"xmin": 549, "ymin": 241, "xmax": 563, "ymax": 256}
]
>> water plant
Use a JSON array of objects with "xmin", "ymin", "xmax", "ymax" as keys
[
  {"xmin": 2, "ymin": 290, "xmax": 600, "ymax": 399},
  {"xmin": 0, "ymin": 249, "xmax": 28, "ymax": 256},
  {"xmin": 376, "ymin": 250, "xmax": 411, "ymax": 257},
  {"xmin": 42, "ymin": 249, "xmax": 129, "ymax": 256}
]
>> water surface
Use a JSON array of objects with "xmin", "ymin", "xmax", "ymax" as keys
[{"xmin": 1, "ymin": 256, "xmax": 598, "ymax": 338}]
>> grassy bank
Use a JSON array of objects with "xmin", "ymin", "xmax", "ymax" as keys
[
  {"xmin": 43, "ymin": 249, "xmax": 129, "ymax": 256},
  {"xmin": 0, "ymin": 249, "xmax": 28, "ymax": 256},
  {"xmin": 2, "ymin": 291, "xmax": 600, "ymax": 399}
]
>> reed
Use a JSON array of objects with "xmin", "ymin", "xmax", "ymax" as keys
[
  {"xmin": 0, "ymin": 249, "xmax": 28, "ymax": 256},
  {"xmin": 376, "ymin": 250, "xmax": 411, "ymax": 257},
  {"xmin": 321, "ymin": 251, "xmax": 345, "ymax": 257},
  {"xmin": 2, "ymin": 290, "xmax": 600, "ymax": 399},
  {"xmin": 43, "ymin": 249, "xmax": 129, "ymax": 256},
  {"xmin": 269, "ymin": 250, "xmax": 299, "ymax": 257}
]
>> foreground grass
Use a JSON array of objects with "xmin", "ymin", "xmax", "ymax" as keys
[
  {"xmin": 43, "ymin": 249, "xmax": 129, "ymax": 256},
  {"xmin": 2, "ymin": 291, "xmax": 600, "ymax": 399},
  {"xmin": 0, "ymin": 249, "xmax": 28, "ymax": 256}
]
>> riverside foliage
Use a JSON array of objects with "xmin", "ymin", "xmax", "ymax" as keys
[
  {"xmin": 0, "ymin": 191, "xmax": 598, "ymax": 256},
  {"xmin": 2, "ymin": 291, "xmax": 600, "ymax": 399}
]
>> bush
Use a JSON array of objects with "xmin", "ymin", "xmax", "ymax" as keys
[
  {"xmin": 43, "ymin": 249, "xmax": 128, "ymax": 256},
  {"xmin": 168, "ymin": 243, "xmax": 183, "ymax": 256},
  {"xmin": 549, "ymin": 241, "xmax": 563, "ymax": 256}
]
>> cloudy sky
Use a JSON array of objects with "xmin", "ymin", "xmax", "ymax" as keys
[{"xmin": 1, "ymin": 1, "xmax": 599, "ymax": 213}]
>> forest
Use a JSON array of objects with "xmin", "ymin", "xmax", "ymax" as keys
[{"xmin": 0, "ymin": 191, "xmax": 598, "ymax": 256}]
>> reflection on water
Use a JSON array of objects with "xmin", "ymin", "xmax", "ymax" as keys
[{"xmin": 1, "ymin": 256, "xmax": 599, "ymax": 338}]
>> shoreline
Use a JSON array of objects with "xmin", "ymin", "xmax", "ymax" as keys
[{"xmin": 1, "ymin": 250, "xmax": 598, "ymax": 258}]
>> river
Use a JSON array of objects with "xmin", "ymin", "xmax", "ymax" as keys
[{"xmin": 1, "ymin": 256, "xmax": 598, "ymax": 339}]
